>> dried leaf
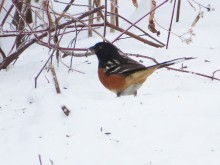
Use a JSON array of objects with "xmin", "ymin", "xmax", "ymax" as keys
[{"xmin": 132, "ymin": 0, "xmax": 138, "ymax": 8}]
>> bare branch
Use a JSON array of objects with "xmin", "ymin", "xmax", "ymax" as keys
[
  {"xmin": 0, "ymin": 5, "xmax": 104, "ymax": 69},
  {"xmin": 166, "ymin": 0, "xmax": 177, "ymax": 49},
  {"xmin": 35, "ymin": 50, "xmax": 55, "ymax": 88},
  {"xmin": 0, "ymin": 47, "xmax": 6, "ymax": 59},
  {"xmin": 126, "ymin": 53, "xmax": 220, "ymax": 82},
  {"xmin": 112, "ymin": 0, "xmax": 168, "ymax": 43}
]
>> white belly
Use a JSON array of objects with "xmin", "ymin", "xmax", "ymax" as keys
[{"xmin": 118, "ymin": 84, "xmax": 142, "ymax": 96}]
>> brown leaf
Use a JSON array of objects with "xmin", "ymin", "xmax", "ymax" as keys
[{"xmin": 132, "ymin": 0, "xmax": 138, "ymax": 8}]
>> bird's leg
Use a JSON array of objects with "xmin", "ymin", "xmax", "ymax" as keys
[
  {"xmin": 117, "ymin": 92, "xmax": 121, "ymax": 97},
  {"xmin": 133, "ymin": 91, "xmax": 137, "ymax": 96}
]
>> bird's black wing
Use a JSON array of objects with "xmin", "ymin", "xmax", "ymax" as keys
[{"xmin": 104, "ymin": 56, "xmax": 146, "ymax": 76}]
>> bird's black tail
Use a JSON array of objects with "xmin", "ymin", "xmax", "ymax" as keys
[{"xmin": 146, "ymin": 57, "xmax": 195, "ymax": 70}]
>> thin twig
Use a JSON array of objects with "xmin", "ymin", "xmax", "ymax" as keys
[
  {"xmin": 106, "ymin": 11, "xmax": 165, "ymax": 46},
  {"xmin": 112, "ymin": 0, "xmax": 169, "ymax": 43},
  {"xmin": 166, "ymin": 0, "xmax": 177, "ymax": 49},
  {"xmin": 59, "ymin": 57, "xmax": 85, "ymax": 74},
  {"xmin": 35, "ymin": 50, "xmax": 55, "ymax": 88},
  {"xmin": 212, "ymin": 69, "xmax": 220, "ymax": 80},
  {"xmin": 0, "ymin": 5, "xmax": 104, "ymax": 69},
  {"xmin": 103, "ymin": 0, "xmax": 107, "ymax": 39},
  {"xmin": 62, "ymin": 0, "xmax": 75, "ymax": 13},
  {"xmin": 189, "ymin": 0, "xmax": 210, "ymax": 11},
  {"xmin": 0, "ymin": 0, "xmax": 5, "ymax": 12},
  {"xmin": 106, "ymin": 22, "xmax": 163, "ymax": 47},
  {"xmin": 49, "ymin": 159, "xmax": 54, "ymax": 165},
  {"xmin": 0, "ymin": 4, "xmax": 14, "ymax": 27},
  {"xmin": 126, "ymin": 53, "xmax": 220, "ymax": 82},
  {"xmin": 154, "ymin": 18, "xmax": 193, "ymax": 44},
  {"xmin": 38, "ymin": 154, "xmax": 43, "ymax": 165},
  {"xmin": 88, "ymin": 0, "xmax": 93, "ymax": 37},
  {"xmin": 176, "ymin": 0, "xmax": 181, "ymax": 22},
  {"xmin": 0, "ymin": 47, "xmax": 6, "ymax": 59},
  {"xmin": 187, "ymin": 0, "xmax": 196, "ymax": 11},
  {"xmin": 69, "ymin": 22, "xmax": 79, "ymax": 72}
]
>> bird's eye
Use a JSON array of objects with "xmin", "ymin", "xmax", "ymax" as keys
[{"xmin": 98, "ymin": 45, "xmax": 102, "ymax": 49}]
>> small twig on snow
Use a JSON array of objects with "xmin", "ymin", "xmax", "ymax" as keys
[
  {"xmin": 61, "ymin": 105, "xmax": 71, "ymax": 116},
  {"xmin": 38, "ymin": 154, "xmax": 43, "ymax": 165},
  {"xmin": 49, "ymin": 159, "xmax": 54, "ymax": 165}
]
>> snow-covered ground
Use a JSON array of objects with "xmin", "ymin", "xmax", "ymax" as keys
[{"xmin": 1, "ymin": 0, "xmax": 220, "ymax": 165}]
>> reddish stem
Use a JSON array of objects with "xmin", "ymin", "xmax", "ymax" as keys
[
  {"xmin": 112, "ymin": 0, "xmax": 168, "ymax": 43},
  {"xmin": 0, "ymin": 0, "xmax": 5, "ymax": 12},
  {"xmin": 0, "ymin": 5, "xmax": 14, "ymax": 27},
  {"xmin": 166, "ymin": 0, "xmax": 177, "ymax": 49}
]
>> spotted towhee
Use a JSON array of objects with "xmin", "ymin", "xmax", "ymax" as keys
[{"xmin": 89, "ymin": 42, "xmax": 193, "ymax": 97}]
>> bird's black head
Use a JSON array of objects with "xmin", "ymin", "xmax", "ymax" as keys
[{"xmin": 89, "ymin": 42, "xmax": 122, "ymax": 67}]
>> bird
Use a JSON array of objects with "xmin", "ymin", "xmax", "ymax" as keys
[{"xmin": 89, "ymin": 42, "xmax": 194, "ymax": 97}]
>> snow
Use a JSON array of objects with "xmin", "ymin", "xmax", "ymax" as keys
[{"xmin": 1, "ymin": 0, "xmax": 220, "ymax": 165}]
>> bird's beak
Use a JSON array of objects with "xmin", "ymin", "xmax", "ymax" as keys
[{"xmin": 88, "ymin": 46, "xmax": 95, "ymax": 53}]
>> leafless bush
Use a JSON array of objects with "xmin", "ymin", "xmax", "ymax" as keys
[
  {"xmin": 0, "ymin": 0, "xmax": 219, "ymax": 83},
  {"xmin": 0, "ymin": 0, "xmax": 165, "ymax": 70}
]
